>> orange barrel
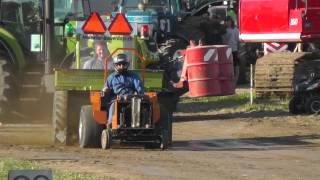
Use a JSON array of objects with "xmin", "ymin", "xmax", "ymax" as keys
[
  {"xmin": 217, "ymin": 45, "xmax": 234, "ymax": 77},
  {"xmin": 186, "ymin": 45, "xmax": 221, "ymax": 97},
  {"xmin": 215, "ymin": 45, "xmax": 235, "ymax": 95},
  {"xmin": 219, "ymin": 77, "xmax": 235, "ymax": 95}
]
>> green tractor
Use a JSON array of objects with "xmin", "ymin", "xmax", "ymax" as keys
[
  {"xmin": 0, "ymin": 0, "xmax": 236, "ymax": 145},
  {"xmin": 0, "ymin": 0, "xmax": 166, "ymax": 145},
  {"xmin": 0, "ymin": 0, "xmax": 92, "ymax": 143}
]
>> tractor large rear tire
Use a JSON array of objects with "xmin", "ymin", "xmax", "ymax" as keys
[
  {"xmin": 0, "ymin": 56, "xmax": 18, "ymax": 117},
  {"xmin": 52, "ymin": 91, "xmax": 68, "ymax": 144},
  {"xmin": 159, "ymin": 39, "xmax": 188, "ymax": 111},
  {"xmin": 159, "ymin": 105, "xmax": 172, "ymax": 146},
  {"xmin": 79, "ymin": 105, "xmax": 103, "ymax": 148},
  {"xmin": 159, "ymin": 39, "xmax": 187, "ymax": 66}
]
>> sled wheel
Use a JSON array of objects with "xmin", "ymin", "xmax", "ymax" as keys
[{"xmin": 305, "ymin": 96, "xmax": 320, "ymax": 114}]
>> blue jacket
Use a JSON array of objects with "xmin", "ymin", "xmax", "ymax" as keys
[{"xmin": 104, "ymin": 71, "xmax": 144, "ymax": 100}]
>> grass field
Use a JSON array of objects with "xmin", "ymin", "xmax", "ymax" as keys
[{"xmin": 178, "ymin": 92, "xmax": 289, "ymax": 113}]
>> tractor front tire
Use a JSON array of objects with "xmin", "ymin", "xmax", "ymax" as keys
[
  {"xmin": 53, "ymin": 91, "xmax": 68, "ymax": 144},
  {"xmin": 79, "ymin": 105, "xmax": 103, "ymax": 148}
]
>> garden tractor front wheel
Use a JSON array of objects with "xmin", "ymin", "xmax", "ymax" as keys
[
  {"xmin": 101, "ymin": 129, "xmax": 112, "ymax": 149},
  {"xmin": 78, "ymin": 105, "xmax": 103, "ymax": 148}
]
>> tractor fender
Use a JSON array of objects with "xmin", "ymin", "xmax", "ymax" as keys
[
  {"xmin": 0, "ymin": 27, "xmax": 26, "ymax": 69},
  {"xmin": 134, "ymin": 37, "xmax": 159, "ymax": 68}
]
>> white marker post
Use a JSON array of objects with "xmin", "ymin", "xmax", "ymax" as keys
[{"xmin": 250, "ymin": 64, "xmax": 253, "ymax": 105}]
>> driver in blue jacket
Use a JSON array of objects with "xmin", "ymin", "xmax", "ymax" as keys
[{"xmin": 103, "ymin": 53, "xmax": 144, "ymax": 127}]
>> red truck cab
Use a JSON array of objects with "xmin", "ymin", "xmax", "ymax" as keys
[{"xmin": 239, "ymin": 0, "xmax": 320, "ymax": 42}]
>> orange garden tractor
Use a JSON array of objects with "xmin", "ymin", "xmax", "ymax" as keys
[{"xmin": 78, "ymin": 48, "xmax": 172, "ymax": 149}]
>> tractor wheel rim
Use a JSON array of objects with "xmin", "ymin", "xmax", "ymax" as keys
[
  {"xmin": 311, "ymin": 100, "xmax": 320, "ymax": 113},
  {"xmin": 79, "ymin": 118, "xmax": 83, "ymax": 141},
  {"xmin": 160, "ymin": 141, "xmax": 164, "ymax": 149}
]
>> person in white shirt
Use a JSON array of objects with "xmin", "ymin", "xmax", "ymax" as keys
[{"xmin": 223, "ymin": 17, "xmax": 240, "ymax": 85}]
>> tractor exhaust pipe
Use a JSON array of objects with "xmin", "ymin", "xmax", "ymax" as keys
[
  {"xmin": 44, "ymin": 0, "xmax": 54, "ymax": 74},
  {"xmin": 131, "ymin": 97, "xmax": 141, "ymax": 128}
]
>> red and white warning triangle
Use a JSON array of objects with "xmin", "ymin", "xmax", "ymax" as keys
[
  {"xmin": 108, "ymin": 13, "xmax": 133, "ymax": 35},
  {"xmin": 82, "ymin": 12, "xmax": 107, "ymax": 34}
]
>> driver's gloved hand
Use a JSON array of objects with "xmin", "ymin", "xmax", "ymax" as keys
[
  {"xmin": 101, "ymin": 88, "xmax": 112, "ymax": 110},
  {"xmin": 101, "ymin": 87, "xmax": 111, "ymax": 97}
]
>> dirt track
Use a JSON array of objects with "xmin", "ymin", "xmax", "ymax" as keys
[{"xmin": 1, "ymin": 109, "xmax": 320, "ymax": 180}]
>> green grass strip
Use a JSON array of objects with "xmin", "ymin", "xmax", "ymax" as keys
[{"xmin": 179, "ymin": 92, "xmax": 289, "ymax": 113}]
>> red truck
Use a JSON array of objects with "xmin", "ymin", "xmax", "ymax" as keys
[{"xmin": 239, "ymin": 0, "xmax": 320, "ymax": 102}]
